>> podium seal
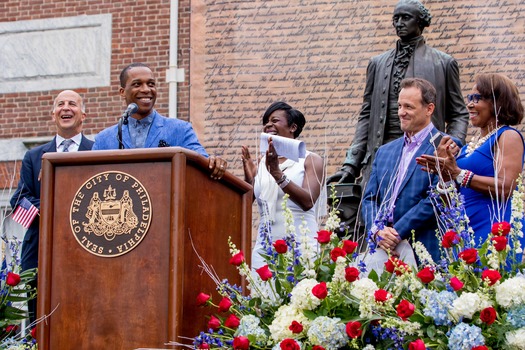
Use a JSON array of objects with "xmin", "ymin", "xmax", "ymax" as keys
[{"xmin": 70, "ymin": 171, "xmax": 152, "ymax": 257}]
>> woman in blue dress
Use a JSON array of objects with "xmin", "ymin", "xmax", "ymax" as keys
[{"xmin": 418, "ymin": 73, "xmax": 524, "ymax": 245}]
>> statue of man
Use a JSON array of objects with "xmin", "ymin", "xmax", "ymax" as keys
[{"xmin": 329, "ymin": 0, "xmax": 468, "ymax": 188}]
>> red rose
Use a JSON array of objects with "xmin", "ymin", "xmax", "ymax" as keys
[
  {"xmin": 330, "ymin": 247, "xmax": 347, "ymax": 262},
  {"xmin": 229, "ymin": 251, "xmax": 245, "ymax": 266},
  {"xmin": 491, "ymin": 221, "xmax": 511, "ymax": 236},
  {"xmin": 345, "ymin": 321, "xmax": 362, "ymax": 339},
  {"xmin": 256, "ymin": 265, "xmax": 273, "ymax": 281},
  {"xmin": 459, "ymin": 248, "xmax": 478, "ymax": 264},
  {"xmin": 280, "ymin": 338, "xmax": 300, "ymax": 350},
  {"xmin": 196, "ymin": 292, "xmax": 211, "ymax": 306},
  {"xmin": 312, "ymin": 346, "xmax": 326, "ymax": 350},
  {"xmin": 233, "ymin": 336, "xmax": 250, "ymax": 350},
  {"xmin": 342, "ymin": 240, "xmax": 358, "ymax": 254},
  {"xmin": 273, "ymin": 239, "xmax": 288, "ymax": 254},
  {"xmin": 374, "ymin": 289, "xmax": 392, "ymax": 303},
  {"xmin": 492, "ymin": 236, "xmax": 508, "ymax": 251},
  {"xmin": 416, "ymin": 266, "xmax": 435, "ymax": 284},
  {"xmin": 6, "ymin": 272, "xmax": 21, "ymax": 286},
  {"xmin": 396, "ymin": 299, "xmax": 415, "ymax": 320},
  {"xmin": 481, "ymin": 269, "xmax": 501, "ymax": 286},
  {"xmin": 345, "ymin": 266, "xmax": 360, "ymax": 282},
  {"xmin": 288, "ymin": 320, "xmax": 303, "ymax": 334},
  {"xmin": 207, "ymin": 315, "xmax": 221, "ymax": 330},
  {"xmin": 408, "ymin": 339, "xmax": 426, "ymax": 350},
  {"xmin": 384, "ymin": 256, "xmax": 409, "ymax": 275},
  {"xmin": 5, "ymin": 325, "xmax": 18, "ymax": 333},
  {"xmin": 442, "ymin": 230, "xmax": 460, "ymax": 248},
  {"xmin": 316, "ymin": 230, "xmax": 332, "ymax": 244},
  {"xmin": 449, "ymin": 277, "xmax": 464, "ymax": 291},
  {"xmin": 31, "ymin": 327, "xmax": 36, "ymax": 339},
  {"xmin": 224, "ymin": 314, "xmax": 240, "ymax": 329},
  {"xmin": 472, "ymin": 346, "xmax": 489, "ymax": 350},
  {"xmin": 218, "ymin": 297, "xmax": 233, "ymax": 312},
  {"xmin": 479, "ymin": 306, "xmax": 497, "ymax": 325},
  {"xmin": 198, "ymin": 343, "xmax": 210, "ymax": 349},
  {"xmin": 312, "ymin": 281, "xmax": 328, "ymax": 299}
]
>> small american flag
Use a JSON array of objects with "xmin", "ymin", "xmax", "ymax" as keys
[{"xmin": 12, "ymin": 197, "xmax": 39, "ymax": 229}]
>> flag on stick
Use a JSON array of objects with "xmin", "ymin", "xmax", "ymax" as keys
[{"xmin": 12, "ymin": 197, "xmax": 39, "ymax": 229}]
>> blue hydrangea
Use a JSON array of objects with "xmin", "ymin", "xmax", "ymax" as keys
[
  {"xmin": 507, "ymin": 304, "xmax": 525, "ymax": 328},
  {"xmin": 448, "ymin": 323, "xmax": 485, "ymax": 350},
  {"xmin": 236, "ymin": 315, "xmax": 267, "ymax": 345},
  {"xmin": 307, "ymin": 316, "xmax": 349, "ymax": 350},
  {"xmin": 420, "ymin": 289, "xmax": 457, "ymax": 326}
]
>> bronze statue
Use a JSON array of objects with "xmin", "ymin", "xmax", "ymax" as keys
[{"xmin": 328, "ymin": 0, "xmax": 469, "ymax": 236}]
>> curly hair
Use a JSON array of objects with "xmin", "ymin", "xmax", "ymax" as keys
[{"xmin": 397, "ymin": 0, "xmax": 432, "ymax": 29}]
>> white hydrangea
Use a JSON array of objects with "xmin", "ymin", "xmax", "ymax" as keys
[
  {"xmin": 268, "ymin": 304, "xmax": 309, "ymax": 343},
  {"xmin": 506, "ymin": 328, "xmax": 525, "ymax": 349},
  {"xmin": 362, "ymin": 346, "xmax": 376, "ymax": 350},
  {"xmin": 290, "ymin": 278, "xmax": 323, "ymax": 310},
  {"xmin": 451, "ymin": 292, "xmax": 491, "ymax": 321},
  {"xmin": 495, "ymin": 276, "xmax": 525, "ymax": 309},
  {"xmin": 350, "ymin": 278, "xmax": 379, "ymax": 318},
  {"xmin": 350, "ymin": 278, "xmax": 378, "ymax": 300}
]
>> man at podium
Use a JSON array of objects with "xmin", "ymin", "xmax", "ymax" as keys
[
  {"xmin": 10, "ymin": 90, "xmax": 94, "ymax": 324},
  {"xmin": 92, "ymin": 62, "xmax": 227, "ymax": 180}
]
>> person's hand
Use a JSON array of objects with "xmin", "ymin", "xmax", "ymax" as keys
[
  {"xmin": 241, "ymin": 145, "xmax": 257, "ymax": 184},
  {"xmin": 265, "ymin": 138, "xmax": 282, "ymax": 179},
  {"xmin": 326, "ymin": 165, "xmax": 357, "ymax": 184},
  {"xmin": 208, "ymin": 155, "xmax": 227, "ymax": 180},
  {"xmin": 376, "ymin": 227, "xmax": 401, "ymax": 257},
  {"xmin": 416, "ymin": 145, "xmax": 460, "ymax": 182},
  {"xmin": 435, "ymin": 136, "xmax": 460, "ymax": 158}
]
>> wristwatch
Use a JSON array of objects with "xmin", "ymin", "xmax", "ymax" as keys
[{"xmin": 455, "ymin": 169, "xmax": 466, "ymax": 186}]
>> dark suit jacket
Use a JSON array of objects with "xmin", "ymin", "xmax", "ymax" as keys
[
  {"xmin": 344, "ymin": 37, "xmax": 469, "ymax": 188},
  {"xmin": 10, "ymin": 135, "xmax": 94, "ymax": 271},
  {"xmin": 361, "ymin": 128, "xmax": 446, "ymax": 261}
]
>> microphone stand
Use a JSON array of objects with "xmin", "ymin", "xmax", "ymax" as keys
[{"xmin": 117, "ymin": 112, "xmax": 129, "ymax": 150}]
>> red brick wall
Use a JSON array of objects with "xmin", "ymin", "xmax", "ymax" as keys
[
  {"xmin": 0, "ymin": 0, "xmax": 193, "ymax": 189},
  {"xmin": 0, "ymin": 0, "xmax": 194, "ymax": 139}
]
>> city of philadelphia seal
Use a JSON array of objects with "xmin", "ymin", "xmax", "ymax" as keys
[{"xmin": 70, "ymin": 171, "xmax": 152, "ymax": 257}]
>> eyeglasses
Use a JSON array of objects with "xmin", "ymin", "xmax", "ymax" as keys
[{"xmin": 466, "ymin": 93, "xmax": 483, "ymax": 103}]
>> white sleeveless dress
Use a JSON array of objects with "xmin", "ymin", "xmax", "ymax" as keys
[{"xmin": 252, "ymin": 151, "xmax": 323, "ymax": 269}]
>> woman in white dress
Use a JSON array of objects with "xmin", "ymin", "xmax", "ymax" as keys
[{"xmin": 241, "ymin": 102, "xmax": 325, "ymax": 269}]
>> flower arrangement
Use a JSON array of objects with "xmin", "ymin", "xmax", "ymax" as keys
[
  {"xmin": 0, "ymin": 236, "xmax": 37, "ymax": 349},
  {"xmin": 187, "ymin": 178, "xmax": 525, "ymax": 350}
]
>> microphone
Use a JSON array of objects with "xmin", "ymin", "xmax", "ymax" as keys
[
  {"xmin": 121, "ymin": 103, "xmax": 138, "ymax": 125},
  {"xmin": 118, "ymin": 103, "xmax": 138, "ymax": 149}
]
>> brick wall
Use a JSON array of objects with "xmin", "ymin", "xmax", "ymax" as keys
[
  {"xmin": 0, "ymin": 0, "xmax": 193, "ymax": 190},
  {"xmin": 0, "ymin": 0, "xmax": 193, "ymax": 140}
]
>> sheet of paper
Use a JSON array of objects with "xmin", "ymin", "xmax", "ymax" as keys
[{"xmin": 260, "ymin": 132, "xmax": 306, "ymax": 161}]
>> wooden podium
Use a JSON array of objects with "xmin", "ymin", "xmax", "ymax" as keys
[{"xmin": 37, "ymin": 148, "xmax": 252, "ymax": 349}]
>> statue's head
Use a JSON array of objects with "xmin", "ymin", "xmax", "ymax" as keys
[{"xmin": 392, "ymin": 0, "xmax": 432, "ymax": 40}]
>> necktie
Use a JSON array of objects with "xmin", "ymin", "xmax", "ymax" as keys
[{"xmin": 61, "ymin": 139, "xmax": 74, "ymax": 152}]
